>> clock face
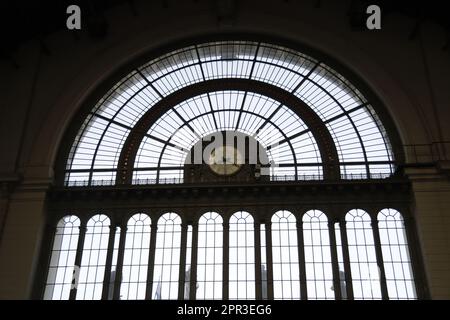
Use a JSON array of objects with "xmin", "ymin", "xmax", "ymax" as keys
[{"xmin": 208, "ymin": 145, "xmax": 243, "ymax": 175}]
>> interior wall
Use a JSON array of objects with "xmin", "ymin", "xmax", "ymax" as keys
[{"xmin": 0, "ymin": 0, "xmax": 449, "ymax": 299}]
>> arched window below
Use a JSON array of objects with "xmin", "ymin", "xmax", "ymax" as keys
[
  {"xmin": 378, "ymin": 209, "xmax": 416, "ymax": 300},
  {"xmin": 44, "ymin": 215, "xmax": 80, "ymax": 300},
  {"xmin": 76, "ymin": 214, "xmax": 111, "ymax": 300},
  {"xmin": 121, "ymin": 213, "xmax": 151, "ymax": 300},
  {"xmin": 197, "ymin": 212, "xmax": 223, "ymax": 300},
  {"xmin": 229, "ymin": 211, "xmax": 255, "ymax": 300},
  {"xmin": 271, "ymin": 210, "xmax": 300, "ymax": 300},
  {"xmin": 152, "ymin": 212, "xmax": 182, "ymax": 300},
  {"xmin": 303, "ymin": 210, "xmax": 334, "ymax": 299},
  {"xmin": 346, "ymin": 209, "xmax": 381, "ymax": 300}
]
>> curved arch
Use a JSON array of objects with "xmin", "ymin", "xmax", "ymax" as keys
[
  {"xmin": 57, "ymin": 40, "xmax": 400, "ymax": 186},
  {"xmin": 117, "ymin": 79, "xmax": 339, "ymax": 183}
]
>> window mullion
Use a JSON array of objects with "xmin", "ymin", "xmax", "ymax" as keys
[
  {"xmin": 296, "ymin": 220, "xmax": 307, "ymax": 300},
  {"xmin": 223, "ymin": 220, "xmax": 229, "ymax": 300},
  {"xmin": 254, "ymin": 222, "xmax": 262, "ymax": 299},
  {"xmin": 101, "ymin": 223, "xmax": 117, "ymax": 300},
  {"xmin": 177, "ymin": 223, "xmax": 188, "ymax": 300},
  {"xmin": 339, "ymin": 220, "xmax": 354, "ymax": 300},
  {"xmin": 370, "ymin": 212, "xmax": 389, "ymax": 300},
  {"xmin": 145, "ymin": 223, "xmax": 158, "ymax": 299},
  {"xmin": 113, "ymin": 222, "xmax": 127, "ymax": 300},
  {"xmin": 328, "ymin": 220, "xmax": 342, "ymax": 300},
  {"xmin": 69, "ymin": 219, "xmax": 87, "ymax": 300},
  {"xmin": 265, "ymin": 222, "xmax": 274, "ymax": 299},
  {"xmin": 189, "ymin": 223, "xmax": 199, "ymax": 300}
]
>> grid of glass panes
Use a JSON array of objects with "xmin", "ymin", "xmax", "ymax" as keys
[
  {"xmin": 134, "ymin": 91, "xmax": 321, "ymax": 181},
  {"xmin": 346, "ymin": 209, "xmax": 382, "ymax": 300},
  {"xmin": 44, "ymin": 208, "xmax": 418, "ymax": 300},
  {"xmin": 271, "ymin": 210, "xmax": 301, "ymax": 299},
  {"xmin": 197, "ymin": 212, "xmax": 223, "ymax": 300},
  {"xmin": 152, "ymin": 213, "xmax": 182, "ymax": 300},
  {"xmin": 378, "ymin": 209, "xmax": 416, "ymax": 300},
  {"xmin": 229, "ymin": 211, "xmax": 256, "ymax": 299},
  {"xmin": 303, "ymin": 210, "xmax": 334, "ymax": 299},
  {"xmin": 65, "ymin": 41, "xmax": 395, "ymax": 186},
  {"xmin": 44, "ymin": 215, "xmax": 80, "ymax": 300},
  {"xmin": 76, "ymin": 214, "xmax": 111, "ymax": 300},
  {"xmin": 121, "ymin": 213, "xmax": 151, "ymax": 299}
]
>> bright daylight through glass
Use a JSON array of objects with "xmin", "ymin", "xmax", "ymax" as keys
[{"xmin": 43, "ymin": 41, "xmax": 415, "ymax": 301}]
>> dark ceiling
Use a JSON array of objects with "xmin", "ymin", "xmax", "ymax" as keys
[{"xmin": 0, "ymin": 0, "xmax": 449, "ymax": 66}]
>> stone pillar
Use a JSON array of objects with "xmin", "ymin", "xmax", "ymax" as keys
[
  {"xmin": 407, "ymin": 167, "xmax": 450, "ymax": 299},
  {"xmin": 0, "ymin": 179, "xmax": 50, "ymax": 299}
]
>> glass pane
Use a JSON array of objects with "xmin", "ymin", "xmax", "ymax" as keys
[{"xmin": 197, "ymin": 212, "xmax": 223, "ymax": 300}]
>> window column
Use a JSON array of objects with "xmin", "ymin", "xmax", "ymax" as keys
[
  {"xmin": 189, "ymin": 222, "xmax": 198, "ymax": 300},
  {"xmin": 328, "ymin": 219, "xmax": 342, "ymax": 299},
  {"xmin": 296, "ymin": 219, "xmax": 307, "ymax": 300},
  {"xmin": 145, "ymin": 221, "xmax": 158, "ymax": 299},
  {"xmin": 69, "ymin": 217, "xmax": 87, "ymax": 300},
  {"xmin": 222, "ymin": 219, "xmax": 229, "ymax": 300},
  {"xmin": 370, "ymin": 209, "xmax": 389, "ymax": 300},
  {"xmin": 265, "ymin": 221, "xmax": 274, "ymax": 299},
  {"xmin": 338, "ymin": 219, "xmax": 354, "ymax": 300},
  {"xmin": 178, "ymin": 222, "xmax": 188, "ymax": 299},
  {"xmin": 254, "ymin": 221, "xmax": 262, "ymax": 300},
  {"xmin": 113, "ymin": 221, "xmax": 127, "ymax": 300},
  {"xmin": 102, "ymin": 222, "xmax": 117, "ymax": 299}
]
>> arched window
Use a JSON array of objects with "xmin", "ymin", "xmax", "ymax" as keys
[
  {"xmin": 378, "ymin": 209, "xmax": 416, "ymax": 300},
  {"xmin": 302, "ymin": 210, "xmax": 334, "ymax": 299},
  {"xmin": 40, "ymin": 38, "xmax": 424, "ymax": 301},
  {"xmin": 121, "ymin": 213, "xmax": 151, "ymax": 300},
  {"xmin": 152, "ymin": 212, "xmax": 182, "ymax": 300},
  {"xmin": 271, "ymin": 210, "xmax": 300, "ymax": 299},
  {"xmin": 229, "ymin": 211, "xmax": 255, "ymax": 299},
  {"xmin": 197, "ymin": 212, "xmax": 223, "ymax": 300},
  {"xmin": 76, "ymin": 214, "xmax": 111, "ymax": 300},
  {"xmin": 62, "ymin": 41, "xmax": 397, "ymax": 187},
  {"xmin": 44, "ymin": 215, "xmax": 80, "ymax": 300},
  {"xmin": 345, "ymin": 209, "xmax": 381, "ymax": 300}
]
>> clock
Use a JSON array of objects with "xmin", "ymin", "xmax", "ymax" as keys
[{"xmin": 208, "ymin": 145, "xmax": 243, "ymax": 175}]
